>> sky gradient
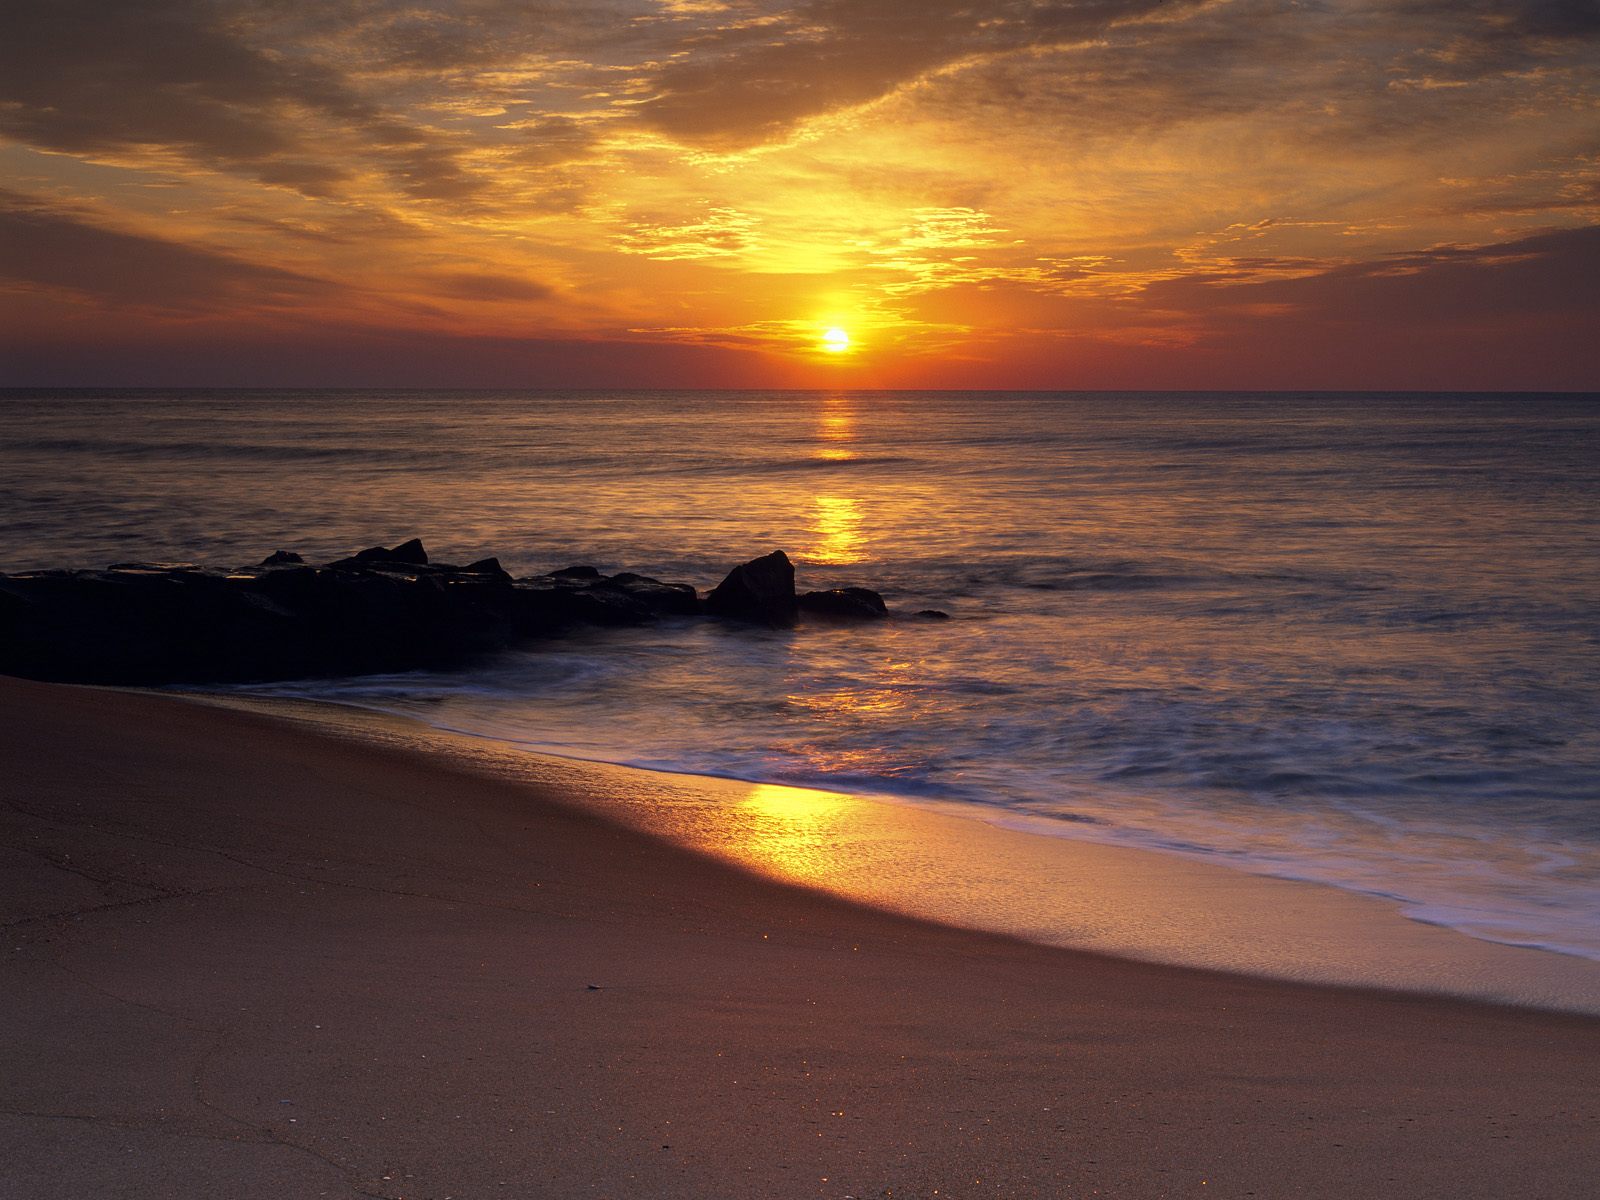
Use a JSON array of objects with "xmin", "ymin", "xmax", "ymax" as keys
[{"xmin": 2, "ymin": 0, "xmax": 1597, "ymax": 389}]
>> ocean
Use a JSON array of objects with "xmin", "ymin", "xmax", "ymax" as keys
[{"xmin": 4, "ymin": 388, "xmax": 1598, "ymax": 965}]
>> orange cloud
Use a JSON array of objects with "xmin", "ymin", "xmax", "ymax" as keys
[{"xmin": 1, "ymin": 0, "xmax": 1597, "ymax": 387}]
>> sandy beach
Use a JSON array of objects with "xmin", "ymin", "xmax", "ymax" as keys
[{"xmin": 3, "ymin": 674, "xmax": 1598, "ymax": 1200}]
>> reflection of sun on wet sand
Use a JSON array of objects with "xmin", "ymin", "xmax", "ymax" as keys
[{"xmin": 735, "ymin": 783, "xmax": 854, "ymax": 877}]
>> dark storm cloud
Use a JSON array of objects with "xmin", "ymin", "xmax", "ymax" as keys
[{"xmin": 0, "ymin": 190, "xmax": 335, "ymax": 310}]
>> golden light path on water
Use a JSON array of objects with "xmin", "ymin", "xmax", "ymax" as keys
[
  {"xmin": 815, "ymin": 394, "xmax": 856, "ymax": 461},
  {"xmin": 806, "ymin": 497, "xmax": 865, "ymax": 566},
  {"xmin": 805, "ymin": 395, "xmax": 866, "ymax": 566}
]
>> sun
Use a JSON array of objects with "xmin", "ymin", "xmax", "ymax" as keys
[{"xmin": 821, "ymin": 327, "xmax": 851, "ymax": 353}]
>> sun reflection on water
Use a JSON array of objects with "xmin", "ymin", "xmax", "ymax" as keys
[
  {"xmin": 816, "ymin": 395, "xmax": 855, "ymax": 461},
  {"xmin": 790, "ymin": 686, "xmax": 907, "ymax": 718},
  {"xmin": 806, "ymin": 494, "xmax": 865, "ymax": 564},
  {"xmin": 803, "ymin": 395, "xmax": 869, "ymax": 563}
]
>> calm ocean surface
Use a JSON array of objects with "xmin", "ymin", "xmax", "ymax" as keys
[{"xmin": 4, "ymin": 389, "xmax": 1598, "ymax": 961}]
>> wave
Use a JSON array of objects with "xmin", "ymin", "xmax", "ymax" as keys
[
  {"xmin": 5, "ymin": 436, "xmax": 449, "ymax": 466},
  {"xmin": 214, "ymin": 676, "xmax": 1600, "ymax": 967}
]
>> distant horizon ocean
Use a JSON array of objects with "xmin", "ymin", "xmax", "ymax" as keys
[{"xmin": 4, "ymin": 388, "xmax": 1598, "ymax": 967}]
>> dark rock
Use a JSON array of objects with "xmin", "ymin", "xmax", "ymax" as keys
[
  {"xmin": 463, "ymin": 556, "xmax": 512, "ymax": 582},
  {"xmin": 0, "ymin": 541, "xmax": 895, "ymax": 686},
  {"xmin": 915, "ymin": 609, "xmax": 951, "ymax": 620},
  {"xmin": 386, "ymin": 537, "xmax": 428, "ymax": 564},
  {"xmin": 798, "ymin": 587, "xmax": 888, "ymax": 621},
  {"xmin": 260, "ymin": 550, "xmax": 304, "ymax": 566},
  {"xmin": 705, "ymin": 550, "xmax": 797, "ymax": 627},
  {"xmin": 1, "ymin": 567, "xmax": 302, "ymax": 684},
  {"xmin": 510, "ymin": 581, "xmax": 650, "ymax": 631},
  {"xmin": 331, "ymin": 538, "xmax": 428, "ymax": 569},
  {"xmin": 0, "ymin": 555, "xmax": 510, "ymax": 684},
  {"xmin": 609, "ymin": 572, "xmax": 701, "ymax": 617},
  {"xmin": 511, "ymin": 569, "xmax": 699, "ymax": 627}
]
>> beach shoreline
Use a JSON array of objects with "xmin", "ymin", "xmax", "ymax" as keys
[
  {"xmin": 4, "ymin": 674, "xmax": 1598, "ymax": 1198},
  {"xmin": 187, "ymin": 686, "xmax": 1600, "ymax": 1016}
]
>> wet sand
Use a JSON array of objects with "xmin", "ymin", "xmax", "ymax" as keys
[{"xmin": 3, "ymin": 675, "xmax": 1597, "ymax": 1199}]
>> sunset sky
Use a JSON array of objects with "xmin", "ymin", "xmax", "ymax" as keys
[{"xmin": 2, "ymin": 0, "xmax": 1597, "ymax": 389}]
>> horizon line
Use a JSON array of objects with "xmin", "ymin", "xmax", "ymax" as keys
[{"xmin": 4, "ymin": 385, "xmax": 1599, "ymax": 397}]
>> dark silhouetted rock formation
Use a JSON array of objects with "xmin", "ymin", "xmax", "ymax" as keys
[
  {"xmin": 330, "ymin": 537, "xmax": 429, "ymax": 570},
  {"xmin": 704, "ymin": 550, "xmax": 798, "ymax": 627},
  {"xmin": 0, "ymin": 540, "xmax": 910, "ymax": 686}
]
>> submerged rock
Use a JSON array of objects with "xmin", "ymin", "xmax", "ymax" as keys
[
  {"xmin": 512, "ymin": 577, "xmax": 651, "ymax": 629},
  {"xmin": 259, "ymin": 550, "xmax": 304, "ymax": 566},
  {"xmin": 705, "ymin": 550, "xmax": 797, "ymax": 627},
  {"xmin": 609, "ymin": 572, "xmax": 702, "ymax": 617},
  {"xmin": 798, "ymin": 587, "xmax": 888, "ymax": 621}
]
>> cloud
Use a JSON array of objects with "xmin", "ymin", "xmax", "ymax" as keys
[
  {"xmin": 4, "ymin": 0, "xmax": 1589, "ymax": 202},
  {"xmin": 919, "ymin": 0, "xmax": 1600, "ymax": 154},
  {"xmin": 1400, "ymin": 0, "xmax": 1600, "ymax": 44},
  {"xmin": 0, "ymin": 324, "xmax": 803, "ymax": 390},
  {"xmin": 422, "ymin": 271, "xmax": 555, "ymax": 302},
  {"xmin": 2, "ymin": 1, "xmax": 1595, "ymax": 388},
  {"xmin": 0, "ymin": 0, "xmax": 480, "ymax": 200},
  {"xmin": 616, "ymin": 205, "xmax": 762, "ymax": 259},
  {"xmin": 635, "ymin": 0, "xmax": 1203, "ymax": 148},
  {"xmin": 0, "ymin": 190, "xmax": 335, "ymax": 311},
  {"xmin": 1145, "ymin": 224, "xmax": 1600, "ymax": 326}
]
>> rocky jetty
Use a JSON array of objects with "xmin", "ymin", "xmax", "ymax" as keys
[{"xmin": 0, "ymin": 542, "xmax": 890, "ymax": 686}]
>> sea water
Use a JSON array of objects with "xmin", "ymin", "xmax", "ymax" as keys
[{"xmin": 3, "ymin": 389, "xmax": 1597, "ymax": 962}]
